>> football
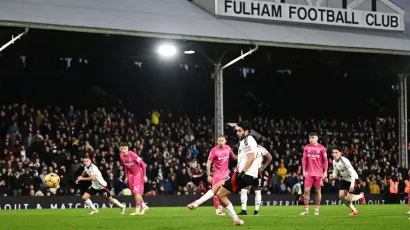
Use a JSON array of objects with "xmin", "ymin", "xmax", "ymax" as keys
[{"xmin": 44, "ymin": 173, "xmax": 60, "ymax": 188}]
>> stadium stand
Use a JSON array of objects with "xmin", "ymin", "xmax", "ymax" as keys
[{"xmin": 0, "ymin": 104, "xmax": 408, "ymax": 202}]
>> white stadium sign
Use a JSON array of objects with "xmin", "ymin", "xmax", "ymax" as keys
[{"xmin": 215, "ymin": 0, "xmax": 405, "ymax": 31}]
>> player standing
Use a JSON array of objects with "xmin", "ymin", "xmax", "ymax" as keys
[
  {"xmin": 76, "ymin": 157, "xmax": 126, "ymax": 215},
  {"xmin": 406, "ymin": 169, "xmax": 410, "ymax": 217},
  {"xmin": 329, "ymin": 146, "xmax": 365, "ymax": 215},
  {"xmin": 119, "ymin": 143, "xmax": 149, "ymax": 215},
  {"xmin": 207, "ymin": 136, "xmax": 237, "ymax": 216},
  {"xmin": 300, "ymin": 132, "xmax": 328, "ymax": 216},
  {"xmin": 187, "ymin": 121, "xmax": 259, "ymax": 226},
  {"xmin": 238, "ymin": 145, "xmax": 272, "ymax": 215}
]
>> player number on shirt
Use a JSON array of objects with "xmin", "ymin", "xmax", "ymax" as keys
[{"xmin": 134, "ymin": 186, "xmax": 140, "ymax": 192}]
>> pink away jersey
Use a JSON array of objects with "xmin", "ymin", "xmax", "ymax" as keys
[
  {"xmin": 208, "ymin": 145, "xmax": 235, "ymax": 179},
  {"xmin": 302, "ymin": 144, "xmax": 328, "ymax": 177},
  {"xmin": 120, "ymin": 151, "xmax": 147, "ymax": 179}
]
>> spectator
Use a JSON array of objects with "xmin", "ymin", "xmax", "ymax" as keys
[
  {"xmin": 278, "ymin": 163, "xmax": 287, "ymax": 180},
  {"xmin": 369, "ymin": 179, "xmax": 380, "ymax": 194}
]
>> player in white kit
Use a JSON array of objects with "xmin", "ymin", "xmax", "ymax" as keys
[
  {"xmin": 76, "ymin": 157, "xmax": 126, "ymax": 215},
  {"xmin": 238, "ymin": 145, "xmax": 272, "ymax": 215},
  {"xmin": 329, "ymin": 146, "xmax": 365, "ymax": 216}
]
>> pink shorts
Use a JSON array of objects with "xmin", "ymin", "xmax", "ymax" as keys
[
  {"xmin": 212, "ymin": 176, "xmax": 226, "ymax": 188},
  {"xmin": 304, "ymin": 176, "xmax": 324, "ymax": 187},
  {"xmin": 129, "ymin": 178, "xmax": 144, "ymax": 194}
]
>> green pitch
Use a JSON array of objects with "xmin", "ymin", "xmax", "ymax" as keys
[{"xmin": 0, "ymin": 205, "xmax": 408, "ymax": 229}]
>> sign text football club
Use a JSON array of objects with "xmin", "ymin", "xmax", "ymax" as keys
[{"xmin": 215, "ymin": 0, "xmax": 405, "ymax": 31}]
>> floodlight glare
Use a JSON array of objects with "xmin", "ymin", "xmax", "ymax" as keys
[
  {"xmin": 157, "ymin": 44, "xmax": 177, "ymax": 57},
  {"xmin": 184, "ymin": 50, "xmax": 195, "ymax": 54}
]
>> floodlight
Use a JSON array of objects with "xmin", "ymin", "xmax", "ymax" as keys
[{"xmin": 157, "ymin": 44, "xmax": 177, "ymax": 57}]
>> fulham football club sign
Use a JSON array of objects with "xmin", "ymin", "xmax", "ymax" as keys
[{"xmin": 215, "ymin": 0, "xmax": 405, "ymax": 31}]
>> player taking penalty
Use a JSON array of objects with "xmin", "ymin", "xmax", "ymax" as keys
[
  {"xmin": 188, "ymin": 121, "xmax": 259, "ymax": 226},
  {"xmin": 239, "ymin": 145, "xmax": 272, "ymax": 215},
  {"xmin": 76, "ymin": 157, "xmax": 126, "ymax": 215},
  {"xmin": 330, "ymin": 146, "xmax": 365, "ymax": 215},
  {"xmin": 300, "ymin": 132, "xmax": 328, "ymax": 216},
  {"xmin": 207, "ymin": 136, "xmax": 237, "ymax": 216},
  {"xmin": 120, "ymin": 143, "xmax": 149, "ymax": 215}
]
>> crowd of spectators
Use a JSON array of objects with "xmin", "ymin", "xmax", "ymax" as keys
[{"xmin": 0, "ymin": 103, "xmax": 409, "ymax": 202}]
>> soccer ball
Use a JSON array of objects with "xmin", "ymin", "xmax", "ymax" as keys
[{"xmin": 45, "ymin": 173, "xmax": 60, "ymax": 188}]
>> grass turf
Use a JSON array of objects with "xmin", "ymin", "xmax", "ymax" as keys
[{"xmin": 0, "ymin": 205, "xmax": 409, "ymax": 229}]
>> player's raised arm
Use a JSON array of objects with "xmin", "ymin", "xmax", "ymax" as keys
[
  {"xmin": 302, "ymin": 146, "xmax": 308, "ymax": 177},
  {"xmin": 321, "ymin": 146, "xmax": 329, "ymax": 179}
]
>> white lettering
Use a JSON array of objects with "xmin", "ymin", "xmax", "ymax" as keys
[
  {"xmin": 50, "ymin": 204, "xmax": 58, "ymax": 209},
  {"xmin": 109, "ymin": 203, "xmax": 114, "ymax": 208},
  {"xmin": 325, "ymin": 200, "xmax": 329, "ymax": 205},
  {"xmin": 102, "ymin": 203, "xmax": 107, "ymax": 208},
  {"xmin": 217, "ymin": 0, "xmax": 404, "ymax": 31},
  {"xmin": 94, "ymin": 203, "xmax": 99, "ymax": 209},
  {"xmin": 266, "ymin": 201, "xmax": 271, "ymax": 206},
  {"xmin": 400, "ymin": 200, "xmax": 405, "ymax": 204},
  {"xmin": 68, "ymin": 203, "xmax": 73, "ymax": 209},
  {"xmin": 75, "ymin": 203, "xmax": 81, "ymax": 208},
  {"xmin": 4, "ymin": 204, "xmax": 11, "ymax": 210},
  {"xmin": 368, "ymin": 200, "xmax": 373, "ymax": 205},
  {"xmin": 24, "ymin": 204, "xmax": 29, "ymax": 209},
  {"xmin": 331, "ymin": 200, "xmax": 337, "ymax": 205},
  {"xmin": 285, "ymin": 201, "xmax": 289, "ymax": 206},
  {"xmin": 37, "ymin": 204, "xmax": 42, "ymax": 209},
  {"xmin": 61, "ymin": 204, "xmax": 66, "ymax": 209}
]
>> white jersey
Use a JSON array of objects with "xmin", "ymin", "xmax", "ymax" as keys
[
  {"xmin": 84, "ymin": 163, "xmax": 107, "ymax": 190},
  {"xmin": 256, "ymin": 145, "xmax": 268, "ymax": 168},
  {"xmin": 237, "ymin": 135, "xmax": 259, "ymax": 178},
  {"xmin": 332, "ymin": 156, "xmax": 358, "ymax": 186}
]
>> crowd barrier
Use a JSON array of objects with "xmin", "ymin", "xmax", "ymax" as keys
[{"xmin": 0, "ymin": 194, "xmax": 407, "ymax": 210}]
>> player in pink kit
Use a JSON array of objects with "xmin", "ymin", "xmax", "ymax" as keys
[
  {"xmin": 300, "ymin": 132, "xmax": 329, "ymax": 216},
  {"xmin": 119, "ymin": 143, "xmax": 149, "ymax": 215},
  {"xmin": 207, "ymin": 136, "xmax": 237, "ymax": 216}
]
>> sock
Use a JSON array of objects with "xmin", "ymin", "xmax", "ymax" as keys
[
  {"xmin": 342, "ymin": 197, "xmax": 350, "ymax": 209},
  {"xmin": 85, "ymin": 199, "xmax": 97, "ymax": 211},
  {"xmin": 240, "ymin": 189, "xmax": 248, "ymax": 211},
  {"xmin": 213, "ymin": 196, "xmax": 221, "ymax": 209},
  {"xmin": 112, "ymin": 198, "xmax": 125, "ymax": 208},
  {"xmin": 348, "ymin": 202, "xmax": 357, "ymax": 212},
  {"xmin": 304, "ymin": 204, "xmax": 309, "ymax": 211},
  {"xmin": 315, "ymin": 205, "xmax": 320, "ymax": 212},
  {"xmin": 195, "ymin": 190, "xmax": 215, "ymax": 206},
  {"xmin": 351, "ymin": 194, "xmax": 363, "ymax": 202},
  {"xmin": 225, "ymin": 203, "xmax": 239, "ymax": 221},
  {"xmin": 255, "ymin": 190, "xmax": 262, "ymax": 211}
]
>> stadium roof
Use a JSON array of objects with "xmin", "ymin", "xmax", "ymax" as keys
[{"xmin": 0, "ymin": 0, "xmax": 409, "ymax": 55}]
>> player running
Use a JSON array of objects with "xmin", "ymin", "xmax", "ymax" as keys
[
  {"xmin": 120, "ymin": 143, "xmax": 149, "ymax": 215},
  {"xmin": 329, "ymin": 146, "xmax": 365, "ymax": 215},
  {"xmin": 76, "ymin": 157, "xmax": 126, "ymax": 215},
  {"xmin": 207, "ymin": 136, "xmax": 238, "ymax": 216},
  {"xmin": 187, "ymin": 120, "xmax": 259, "ymax": 226},
  {"xmin": 238, "ymin": 145, "xmax": 272, "ymax": 216},
  {"xmin": 300, "ymin": 132, "xmax": 328, "ymax": 216}
]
